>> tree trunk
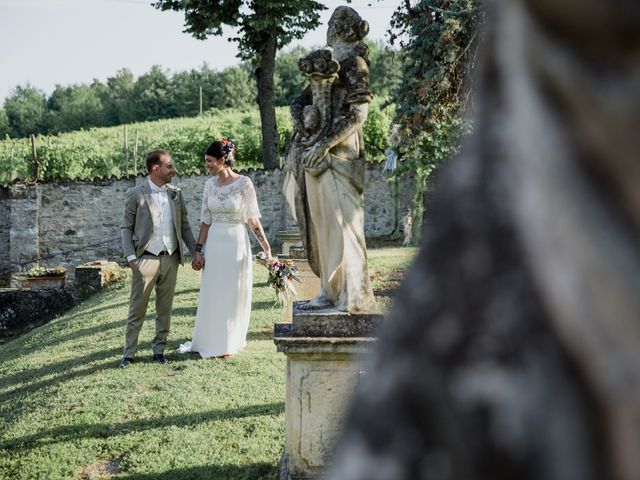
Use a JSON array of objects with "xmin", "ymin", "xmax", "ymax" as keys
[{"xmin": 255, "ymin": 34, "xmax": 279, "ymax": 170}]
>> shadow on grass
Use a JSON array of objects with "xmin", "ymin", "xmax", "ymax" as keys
[
  {"xmin": 252, "ymin": 301, "xmax": 282, "ymax": 311},
  {"xmin": 246, "ymin": 330, "xmax": 274, "ymax": 341},
  {"xmin": 0, "ymin": 347, "xmax": 123, "ymax": 395},
  {"xmin": 42, "ymin": 318, "xmax": 125, "ymax": 348},
  {"xmin": 1, "ymin": 401, "xmax": 285, "ymax": 451},
  {"xmin": 61, "ymin": 299, "xmax": 130, "ymax": 322},
  {"xmin": 116, "ymin": 462, "xmax": 277, "ymax": 480},
  {"xmin": 173, "ymin": 300, "xmax": 280, "ymax": 315},
  {"xmin": 171, "ymin": 306, "xmax": 199, "ymax": 318},
  {"xmin": 173, "ymin": 288, "xmax": 201, "ymax": 298}
]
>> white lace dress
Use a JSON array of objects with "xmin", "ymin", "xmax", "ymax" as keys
[{"xmin": 178, "ymin": 175, "xmax": 261, "ymax": 358}]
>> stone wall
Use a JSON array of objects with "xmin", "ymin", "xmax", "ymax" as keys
[
  {"xmin": 0, "ymin": 163, "xmax": 414, "ymax": 285},
  {"xmin": 0, "ymin": 287, "xmax": 76, "ymax": 340},
  {"xmin": 0, "ymin": 187, "xmax": 10, "ymax": 287}
]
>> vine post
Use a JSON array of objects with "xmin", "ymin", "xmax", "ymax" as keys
[
  {"xmin": 123, "ymin": 125, "xmax": 129, "ymax": 176},
  {"xmin": 30, "ymin": 134, "xmax": 40, "ymax": 181},
  {"xmin": 133, "ymin": 130, "xmax": 139, "ymax": 175}
]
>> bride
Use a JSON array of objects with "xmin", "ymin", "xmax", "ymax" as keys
[{"xmin": 178, "ymin": 139, "xmax": 272, "ymax": 358}]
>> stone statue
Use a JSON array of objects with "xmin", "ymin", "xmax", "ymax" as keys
[{"xmin": 283, "ymin": 6, "xmax": 376, "ymax": 313}]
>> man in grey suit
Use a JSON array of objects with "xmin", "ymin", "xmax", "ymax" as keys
[{"xmin": 119, "ymin": 149, "xmax": 197, "ymax": 368}]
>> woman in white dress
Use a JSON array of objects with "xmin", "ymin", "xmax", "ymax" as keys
[{"xmin": 179, "ymin": 139, "xmax": 272, "ymax": 359}]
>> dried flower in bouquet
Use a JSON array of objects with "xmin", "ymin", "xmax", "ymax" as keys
[{"xmin": 255, "ymin": 252, "xmax": 301, "ymax": 305}]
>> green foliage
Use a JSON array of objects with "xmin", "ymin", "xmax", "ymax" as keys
[
  {"xmin": 229, "ymin": 0, "xmax": 326, "ymax": 63},
  {"xmin": 25, "ymin": 265, "xmax": 66, "ymax": 278},
  {"xmin": 363, "ymin": 98, "xmax": 395, "ymax": 161},
  {"xmin": 46, "ymin": 84, "xmax": 105, "ymax": 134},
  {"xmin": 156, "ymin": 0, "xmax": 329, "ymax": 58},
  {"xmin": 275, "ymin": 46, "xmax": 310, "ymax": 107},
  {"xmin": 275, "ymin": 41, "xmax": 403, "ymax": 108},
  {"xmin": 102, "ymin": 69, "xmax": 137, "ymax": 125},
  {"xmin": 132, "ymin": 65, "xmax": 175, "ymax": 122},
  {"xmin": 366, "ymin": 39, "xmax": 404, "ymax": 100},
  {"xmin": 214, "ymin": 66, "xmax": 258, "ymax": 110},
  {"xmin": 4, "ymin": 85, "xmax": 47, "ymax": 138},
  {"xmin": 153, "ymin": 0, "xmax": 327, "ymax": 169},
  {"xmin": 0, "ymin": 102, "xmax": 392, "ymax": 184},
  {"xmin": 0, "ymin": 39, "xmax": 401, "ymax": 160},
  {"xmin": 390, "ymin": 0, "xmax": 484, "ymax": 242},
  {"xmin": 0, "ymin": 109, "xmax": 10, "ymax": 138},
  {"xmin": 0, "ymin": 64, "xmax": 260, "ymax": 140}
]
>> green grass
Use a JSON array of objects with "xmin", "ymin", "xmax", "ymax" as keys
[{"xmin": 0, "ymin": 246, "xmax": 416, "ymax": 479}]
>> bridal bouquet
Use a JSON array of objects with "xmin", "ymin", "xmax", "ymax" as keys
[{"xmin": 255, "ymin": 252, "xmax": 301, "ymax": 305}]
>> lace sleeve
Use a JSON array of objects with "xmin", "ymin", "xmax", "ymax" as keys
[
  {"xmin": 200, "ymin": 180, "xmax": 212, "ymax": 225},
  {"xmin": 243, "ymin": 177, "xmax": 261, "ymax": 223}
]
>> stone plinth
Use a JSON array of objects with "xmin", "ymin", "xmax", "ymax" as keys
[
  {"xmin": 274, "ymin": 304, "xmax": 383, "ymax": 479},
  {"xmin": 277, "ymin": 229, "xmax": 303, "ymax": 256},
  {"xmin": 75, "ymin": 260, "xmax": 122, "ymax": 299}
]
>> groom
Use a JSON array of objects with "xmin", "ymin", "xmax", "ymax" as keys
[{"xmin": 119, "ymin": 149, "xmax": 197, "ymax": 368}]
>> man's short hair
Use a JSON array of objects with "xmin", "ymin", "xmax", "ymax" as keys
[{"xmin": 145, "ymin": 149, "xmax": 170, "ymax": 173}]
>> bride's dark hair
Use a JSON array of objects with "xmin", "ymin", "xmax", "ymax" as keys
[{"xmin": 205, "ymin": 139, "xmax": 236, "ymax": 166}]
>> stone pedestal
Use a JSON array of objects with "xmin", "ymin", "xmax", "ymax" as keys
[
  {"xmin": 75, "ymin": 260, "xmax": 122, "ymax": 299},
  {"xmin": 274, "ymin": 304, "xmax": 383, "ymax": 479},
  {"xmin": 277, "ymin": 229, "xmax": 303, "ymax": 256}
]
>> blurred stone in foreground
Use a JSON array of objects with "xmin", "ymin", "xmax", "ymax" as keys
[{"xmin": 326, "ymin": 1, "xmax": 640, "ymax": 479}]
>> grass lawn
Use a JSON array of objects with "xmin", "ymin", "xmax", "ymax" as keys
[{"xmin": 0, "ymin": 245, "xmax": 416, "ymax": 480}]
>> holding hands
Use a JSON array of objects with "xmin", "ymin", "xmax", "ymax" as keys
[
  {"xmin": 192, "ymin": 252, "xmax": 204, "ymax": 271},
  {"xmin": 192, "ymin": 242, "xmax": 205, "ymax": 271}
]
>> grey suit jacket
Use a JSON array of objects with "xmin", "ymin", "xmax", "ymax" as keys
[{"xmin": 121, "ymin": 180, "xmax": 197, "ymax": 265}]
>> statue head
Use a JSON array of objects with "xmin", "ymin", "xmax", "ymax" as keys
[{"xmin": 327, "ymin": 6, "xmax": 369, "ymax": 47}]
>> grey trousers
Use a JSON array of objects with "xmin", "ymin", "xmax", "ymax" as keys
[{"xmin": 123, "ymin": 251, "xmax": 179, "ymax": 358}]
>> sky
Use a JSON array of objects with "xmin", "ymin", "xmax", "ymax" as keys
[{"xmin": 0, "ymin": 0, "xmax": 403, "ymax": 104}]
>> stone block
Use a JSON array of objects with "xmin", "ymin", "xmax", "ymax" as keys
[
  {"xmin": 277, "ymin": 229, "xmax": 303, "ymax": 255},
  {"xmin": 0, "ymin": 287, "xmax": 76, "ymax": 340},
  {"xmin": 75, "ymin": 260, "xmax": 122, "ymax": 298}
]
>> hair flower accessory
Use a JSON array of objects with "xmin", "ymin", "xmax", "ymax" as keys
[
  {"xmin": 255, "ymin": 252, "xmax": 301, "ymax": 306},
  {"xmin": 221, "ymin": 138, "xmax": 237, "ymax": 165}
]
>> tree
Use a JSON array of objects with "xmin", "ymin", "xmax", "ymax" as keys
[
  {"xmin": 0, "ymin": 109, "xmax": 10, "ymax": 138},
  {"xmin": 366, "ymin": 39, "xmax": 403, "ymax": 101},
  {"xmin": 131, "ymin": 65, "xmax": 174, "ymax": 121},
  {"xmin": 215, "ymin": 66, "xmax": 257, "ymax": 110},
  {"xmin": 154, "ymin": 0, "xmax": 326, "ymax": 169},
  {"xmin": 275, "ymin": 45, "xmax": 310, "ymax": 107},
  {"xmin": 46, "ymin": 84, "xmax": 105, "ymax": 133},
  {"xmin": 389, "ymin": 0, "xmax": 483, "ymax": 242},
  {"xmin": 103, "ymin": 69, "xmax": 136, "ymax": 126},
  {"xmin": 171, "ymin": 68, "xmax": 204, "ymax": 117},
  {"xmin": 4, "ymin": 84, "xmax": 47, "ymax": 137}
]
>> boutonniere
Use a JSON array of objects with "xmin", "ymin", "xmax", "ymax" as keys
[{"xmin": 166, "ymin": 186, "xmax": 180, "ymax": 200}]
